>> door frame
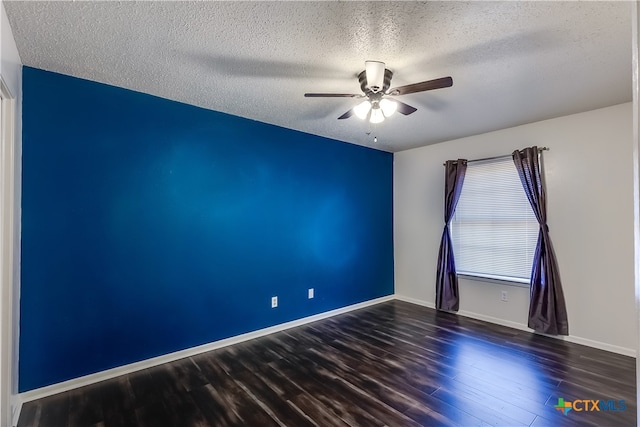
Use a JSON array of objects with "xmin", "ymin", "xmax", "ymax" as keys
[
  {"xmin": 632, "ymin": 2, "xmax": 640, "ymax": 424},
  {"xmin": 0, "ymin": 76, "xmax": 17, "ymax": 426}
]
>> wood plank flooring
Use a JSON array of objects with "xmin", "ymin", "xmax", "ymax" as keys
[{"xmin": 18, "ymin": 300, "xmax": 636, "ymax": 426}]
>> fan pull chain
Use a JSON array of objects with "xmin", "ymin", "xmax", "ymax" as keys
[{"xmin": 366, "ymin": 122, "xmax": 379, "ymax": 143}]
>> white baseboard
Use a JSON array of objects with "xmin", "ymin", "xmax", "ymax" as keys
[
  {"xmin": 553, "ymin": 334, "xmax": 637, "ymax": 357},
  {"xmin": 455, "ymin": 309, "xmax": 534, "ymax": 334},
  {"xmin": 394, "ymin": 294, "xmax": 637, "ymax": 358},
  {"xmin": 18, "ymin": 295, "xmax": 394, "ymax": 405},
  {"xmin": 394, "ymin": 294, "xmax": 435, "ymax": 309}
]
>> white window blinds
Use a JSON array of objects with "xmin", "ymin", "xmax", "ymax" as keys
[{"xmin": 450, "ymin": 157, "xmax": 539, "ymax": 283}]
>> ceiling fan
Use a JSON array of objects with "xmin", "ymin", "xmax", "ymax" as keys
[{"xmin": 304, "ymin": 61, "xmax": 453, "ymax": 124}]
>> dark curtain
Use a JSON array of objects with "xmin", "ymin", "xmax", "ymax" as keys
[
  {"xmin": 436, "ymin": 159, "xmax": 467, "ymax": 311},
  {"xmin": 513, "ymin": 147, "xmax": 568, "ymax": 335}
]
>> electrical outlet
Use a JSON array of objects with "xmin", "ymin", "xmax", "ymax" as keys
[
  {"xmin": 308, "ymin": 288, "xmax": 314, "ymax": 299},
  {"xmin": 501, "ymin": 290, "xmax": 508, "ymax": 302},
  {"xmin": 271, "ymin": 296, "xmax": 278, "ymax": 308}
]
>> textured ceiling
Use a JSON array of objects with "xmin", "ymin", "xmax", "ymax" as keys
[{"xmin": 3, "ymin": 1, "xmax": 632, "ymax": 152}]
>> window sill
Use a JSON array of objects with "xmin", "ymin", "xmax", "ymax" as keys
[{"xmin": 457, "ymin": 273, "xmax": 530, "ymax": 288}]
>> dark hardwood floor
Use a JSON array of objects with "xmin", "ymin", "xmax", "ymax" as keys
[{"xmin": 18, "ymin": 300, "xmax": 636, "ymax": 427}]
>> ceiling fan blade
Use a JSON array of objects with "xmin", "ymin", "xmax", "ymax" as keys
[
  {"xmin": 388, "ymin": 76, "xmax": 453, "ymax": 96},
  {"xmin": 395, "ymin": 100, "xmax": 418, "ymax": 115},
  {"xmin": 338, "ymin": 109, "xmax": 354, "ymax": 120},
  {"xmin": 304, "ymin": 93, "xmax": 361, "ymax": 98}
]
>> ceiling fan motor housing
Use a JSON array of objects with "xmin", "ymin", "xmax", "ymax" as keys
[{"xmin": 359, "ymin": 69, "xmax": 393, "ymax": 95}]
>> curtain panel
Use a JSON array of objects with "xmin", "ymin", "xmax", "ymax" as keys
[
  {"xmin": 512, "ymin": 146, "xmax": 568, "ymax": 335},
  {"xmin": 436, "ymin": 159, "xmax": 467, "ymax": 311}
]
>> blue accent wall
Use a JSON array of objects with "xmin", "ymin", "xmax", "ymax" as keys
[{"xmin": 19, "ymin": 67, "xmax": 394, "ymax": 391}]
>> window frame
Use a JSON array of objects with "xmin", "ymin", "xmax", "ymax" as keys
[{"xmin": 450, "ymin": 156, "xmax": 539, "ymax": 287}]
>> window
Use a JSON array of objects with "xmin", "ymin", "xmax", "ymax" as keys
[{"xmin": 450, "ymin": 157, "xmax": 538, "ymax": 284}]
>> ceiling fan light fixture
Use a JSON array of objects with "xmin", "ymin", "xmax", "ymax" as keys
[
  {"xmin": 365, "ymin": 61, "xmax": 385, "ymax": 92},
  {"xmin": 379, "ymin": 98, "xmax": 398, "ymax": 117},
  {"xmin": 354, "ymin": 100, "xmax": 372, "ymax": 120},
  {"xmin": 369, "ymin": 107, "xmax": 385, "ymax": 124}
]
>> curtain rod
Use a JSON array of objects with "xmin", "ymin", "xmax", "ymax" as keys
[{"xmin": 442, "ymin": 147, "xmax": 549, "ymax": 166}]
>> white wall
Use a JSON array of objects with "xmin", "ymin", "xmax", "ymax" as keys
[
  {"xmin": 0, "ymin": 2, "xmax": 22, "ymax": 426},
  {"xmin": 395, "ymin": 103, "xmax": 636, "ymax": 356}
]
